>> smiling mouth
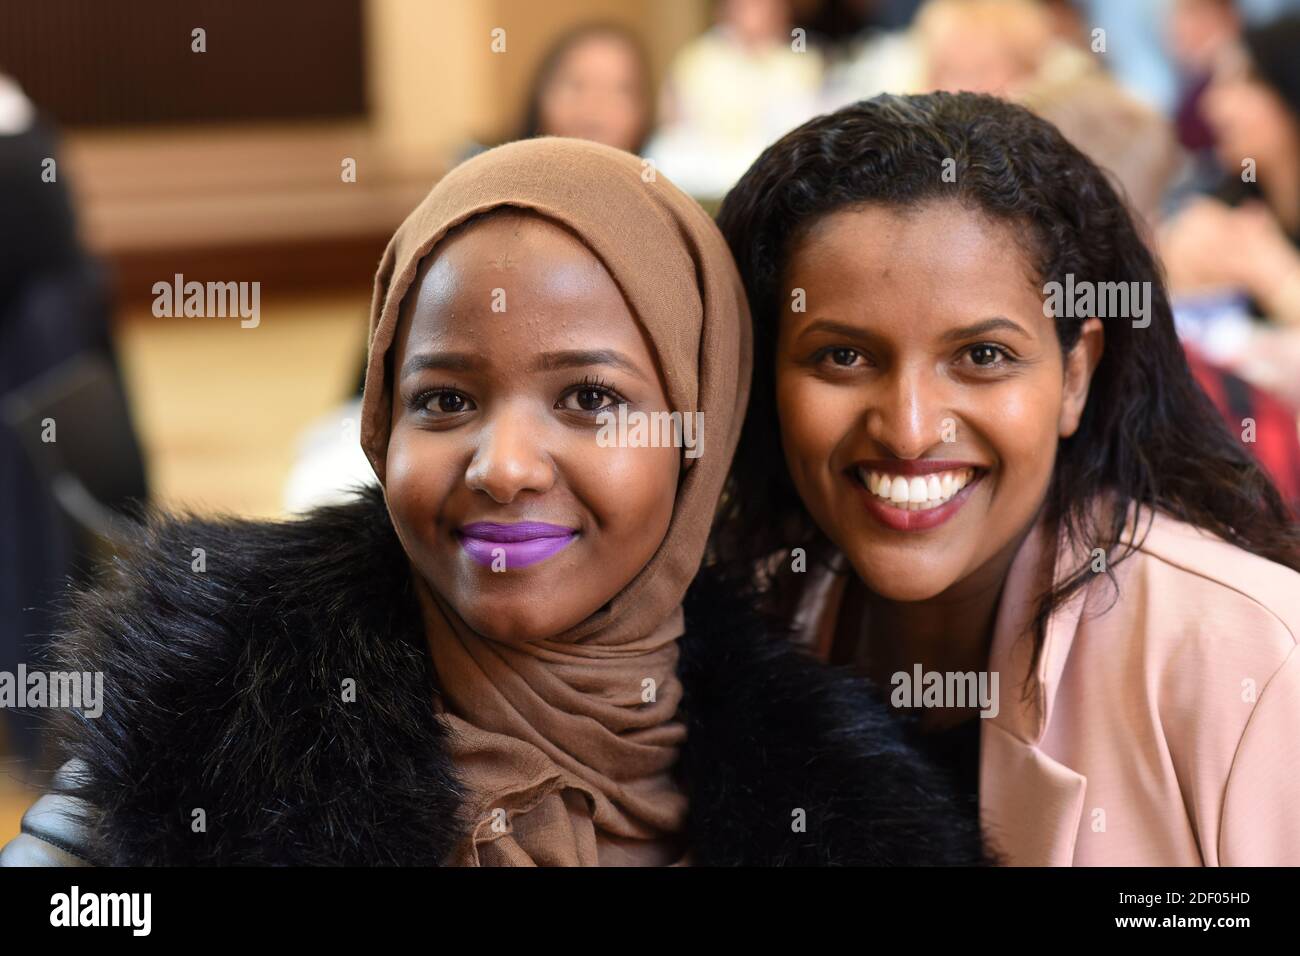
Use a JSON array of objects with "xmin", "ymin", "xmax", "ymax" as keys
[
  {"xmin": 456, "ymin": 521, "xmax": 578, "ymax": 570},
  {"xmin": 855, "ymin": 466, "xmax": 981, "ymax": 511},
  {"xmin": 848, "ymin": 462, "xmax": 988, "ymax": 532}
]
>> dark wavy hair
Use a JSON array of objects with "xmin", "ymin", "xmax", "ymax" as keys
[{"xmin": 711, "ymin": 92, "xmax": 1300, "ymax": 665}]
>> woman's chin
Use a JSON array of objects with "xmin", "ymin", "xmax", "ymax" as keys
[
  {"xmin": 846, "ymin": 555, "xmax": 959, "ymax": 605},
  {"xmin": 454, "ymin": 599, "xmax": 589, "ymax": 645}
]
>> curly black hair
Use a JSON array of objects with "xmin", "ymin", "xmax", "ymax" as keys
[{"xmin": 711, "ymin": 91, "xmax": 1300, "ymax": 666}]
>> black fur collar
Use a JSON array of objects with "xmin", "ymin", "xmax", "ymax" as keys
[{"xmin": 46, "ymin": 486, "xmax": 985, "ymax": 865}]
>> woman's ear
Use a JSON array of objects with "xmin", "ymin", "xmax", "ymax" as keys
[{"xmin": 1059, "ymin": 317, "xmax": 1105, "ymax": 438}]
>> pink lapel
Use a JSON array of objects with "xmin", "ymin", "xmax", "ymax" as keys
[{"xmin": 979, "ymin": 511, "xmax": 1089, "ymax": 866}]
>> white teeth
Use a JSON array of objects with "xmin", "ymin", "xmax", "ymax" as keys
[{"xmin": 857, "ymin": 466, "xmax": 979, "ymax": 511}]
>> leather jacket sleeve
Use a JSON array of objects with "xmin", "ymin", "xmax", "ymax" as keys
[{"xmin": 0, "ymin": 761, "xmax": 95, "ymax": 867}]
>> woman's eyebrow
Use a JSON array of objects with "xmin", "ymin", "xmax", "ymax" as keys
[
  {"xmin": 941, "ymin": 317, "xmax": 1032, "ymax": 342},
  {"xmin": 400, "ymin": 348, "xmax": 650, "ymax": 381},
  {"xmin": 529, "ymin": 348, "xmax": 648, "ymax": 380},
  {"xmin": 797, "ymin": 318, "xmax": 875, "ymax": 342},
  {"xmin": 400, "ymin": 352, "xmax": 479, "ymax": 377}
]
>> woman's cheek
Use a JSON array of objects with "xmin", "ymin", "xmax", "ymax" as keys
[
  {"xmin": 776, "ymin": 374, "xmax": 843, "ymax": 492},
  {"xmin": 980, "ymin": 377, "xmax": 1063, "ymax": 498},
  {"xmin": 568, "ymin": 439, "xmax": 678, "ymax": 557},
  {"xmin": 384, "ymin": 428, "xmax": 458, "ymax": 548}
]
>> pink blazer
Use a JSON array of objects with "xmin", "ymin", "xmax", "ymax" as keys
[{"xmin": 795, "ymin": 505, "xmax": 1300, "ymax": 865}]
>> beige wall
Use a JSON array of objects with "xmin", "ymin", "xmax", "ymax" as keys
[{"xmin": 366, "ymin": 0, "xmax": 707, "ymax": 173}]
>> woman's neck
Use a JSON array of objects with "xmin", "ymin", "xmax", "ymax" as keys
[{"xmin": 839, "ymin": 521, "xmax": 1035, "ymax": 731}]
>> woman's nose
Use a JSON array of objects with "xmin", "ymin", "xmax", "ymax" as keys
[
  {"xmin": 863, "ymin": 367, "xmax": 949, "ymax": 459},
  {"xmin": 464, "ymin": 412, "xmax": 555, "ymax": 504}
]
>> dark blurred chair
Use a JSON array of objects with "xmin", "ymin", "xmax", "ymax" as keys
[{"xmin": 2, "ymin": 350, "xmax": 148, "ymax": 552}]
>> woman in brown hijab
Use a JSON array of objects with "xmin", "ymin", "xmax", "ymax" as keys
[
  {"xmin": 365, "ymin": 135, "xmax": 749, "ymax": 866},
  {"xmin": 3, "ymin": 138, "xmax": 988, "ymax": 867}
]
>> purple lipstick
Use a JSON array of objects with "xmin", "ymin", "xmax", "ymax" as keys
[{"xmin": 457, "ymin": 521, "xmax": 577, "ymax": 570}]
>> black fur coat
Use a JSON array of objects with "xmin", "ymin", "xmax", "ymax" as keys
[{"xmin": 31, "ymin": 487, "xmax": 986, "ymax": 866}]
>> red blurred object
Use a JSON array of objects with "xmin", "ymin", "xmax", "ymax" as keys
[{"xmin": 1184, "ymin": 344, "xmax": 1300, "ymax": 513}]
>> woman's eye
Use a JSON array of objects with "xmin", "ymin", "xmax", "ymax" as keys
[
  {"xmin": 820, "ymin": 347, "xmax": 863, "ymax": 367},
  {"xmin": 419, "ymin": 390, "xmax": 473, "ymax": 414},
  {"xmin": 966, "ymin": 344, "xmax": 1009, "ymax": 367},
  {"xmin": 561, "ymin": 387, "xmax": 618, "ymax": 413}
]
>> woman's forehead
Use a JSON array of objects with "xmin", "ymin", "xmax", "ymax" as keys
[
  {"xmin": 393, "ymin": 229, "xmax": 642, "ymax": 363},
  {"xmin": 412, "ymin": 227, "xmax": 617, "ymax": 315}
]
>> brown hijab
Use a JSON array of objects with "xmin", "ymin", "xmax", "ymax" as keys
[{"xmin": 358, "ymin": 137, "xmax": 752, "ymax": 865}]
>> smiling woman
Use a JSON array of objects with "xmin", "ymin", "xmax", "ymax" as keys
[
  {"xmin": 383, "ymin": 207, "xmax": 680, "ymax": 643},
  {"xmin": 714, "ymin": 92, "xmax": 1300, "ymax": 866},
  {"xmin": 772, "ymin": 201, "xmax": 1102, "ymax": 575},
  {"xmin": 377, "ymin": 206, "xmax": 689, "ymax": 865}
]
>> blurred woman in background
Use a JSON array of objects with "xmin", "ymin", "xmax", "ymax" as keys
[
  {"xmin": 1162, "ymin": 13, "xmax": 1300, "ymax": 327},
  {"xmin": 517, "ymin": 22, "xmax": 654, "ymax": 154}
]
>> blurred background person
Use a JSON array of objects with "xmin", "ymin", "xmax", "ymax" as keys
[
  {"xmin": 646, "ymin": 0, "xmax": 825, "ymax": 201},
  {"xmin": 917, "ymin": 0, "xmax": 1092, "ymax": 97},
  {"xmin": 1160, "ymin": 13, "xmax": 1300, "ymax": 407},
  {"xmin": 458, "ymin": 21, "xmax": 656, "ymax": 160},
  {"xmin": 0, "ymin": 69, "xmax": 148, "ymax": 776},
  {"xmin": 1019, "ymin": 70, "xmax": 1181, "ymax": 234},
  {"xmin": 517, "ymin": 22, "xmax": 654, "ymax": 152},
  {"xmin": 0, "ymin": 74, "xmax": 79, "ymax": 313},
  {"xmin": 1167, "ymin": 0, "xmax": 1243, "ymax": 187},
  {"xmin": 1204, "ymin": 14, "xmax": 1300, "ymax": 256},
  {"xmin": 823, "ymin": 0, "xmax": 1095, "ymax": 109},
  {"xmin": 1019, "ymin": 65, "xmax": 1300, "ymax": 512}
]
